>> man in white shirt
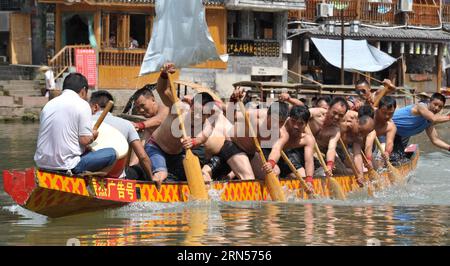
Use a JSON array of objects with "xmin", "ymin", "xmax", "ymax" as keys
[
  {"xmin": 39, "ymin": 66, "xmax": 56, "ymax": 98},
  {"xmin": 34, "ymin": 73, "xmax": 116, "ymax": 174},
  {"xmin": 89, "ymin": 90, "xmax": 154, "ymax": 181}
]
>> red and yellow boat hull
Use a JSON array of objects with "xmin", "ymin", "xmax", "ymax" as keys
[{"xmin": 2, "ymin": 147, "xmax": 419, "ymax": 218}]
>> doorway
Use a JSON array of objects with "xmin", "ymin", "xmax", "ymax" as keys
[{"xmin": 65, "ymin": 15, "xmax": 89, "ymax": 45}]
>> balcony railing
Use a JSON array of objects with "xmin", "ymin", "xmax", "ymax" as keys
[
  {"xmin": 409, "ymin": 3, "xmax": 441, "ymax": 26},
  {"xmin": 99, "ymin": 49, "xmax": 146, "ymax": 66},
  {"xmin": 359, "ymin": 0, "xmax": 397, "ymax": 25},
  {"xmin": 290, "ymin": 0, "xmax": 441, "ymax": 26},
  {"xmin": 294, "ymin": 0, "xmax": 359, "ymax": 22}
]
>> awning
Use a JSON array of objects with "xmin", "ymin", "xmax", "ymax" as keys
[{"xmin": 311, "ymin": 38, "xmax": 396, "ymax": 72}]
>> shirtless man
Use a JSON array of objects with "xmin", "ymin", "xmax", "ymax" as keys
[
  {"xmin": 228, "ymin": 88, "xmax": 290, "ymax": 179},
  {"xmin": 131, "ymin": 84, "xmax": 170, "ymax": 136},
  {"xmin": 261, "ymin": 105, "xmax": 316, "ymax": 192},
  {"xmin": 143, "ymin": 63, "xmax": 216, "ymax": 183},
  {"xmin": 364, "ymin": 96, "xmax": 397, "ymax": 167},
  {"xmin": 340, "ymin": 104, "xmax": 375, "ymax": 185},
  {"xmin": 181, "ymin": 95, "xmax": 256, "ymax": 181},
  {"xmin": 308, "ymin": 97, "xmax": 349, "ymax": 176},
  {"xmin": 349, "ymin": 79, "xmax": 396, "ymax": 111}
]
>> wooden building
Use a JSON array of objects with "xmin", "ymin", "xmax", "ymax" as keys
[
  {"xmin": 288, "ymin": 0, "xmax": 450, "ymax": 93},
  {"xmin": 37, "ymin": 0, "xmax": 227, "ymax": 89}
]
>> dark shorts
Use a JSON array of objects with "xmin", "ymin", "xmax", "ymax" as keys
[
  {"xmin": 278, "ymin": 148, "xmax": 305, "ymax": 177},
  {"xmin": 391, "ymin": 134, "xmax": 410, "ymax": 163},
  {"xmin": 206, "ymin": 140, "xmax": 245, "ymax": 180},
  {"xmin": 261, "ymin": 148, "xmax": 306, "ymax": 177}
]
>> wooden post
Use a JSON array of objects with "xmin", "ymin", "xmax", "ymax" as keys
[{"xmin": 437, "ymin": 43, "xmax": 444, "ymax": 93}]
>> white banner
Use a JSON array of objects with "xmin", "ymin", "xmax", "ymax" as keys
[{"xmin": 139, "ymin": 0, "xmax": 228, "ymax": 76}]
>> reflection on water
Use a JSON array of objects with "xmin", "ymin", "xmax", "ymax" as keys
[{"xmin": 0, "ymin": 123, "xmax": 449, "ymax": 246}]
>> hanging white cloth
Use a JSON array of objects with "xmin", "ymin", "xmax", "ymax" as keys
[
  {"xmin": 139, "ymin": 0, "xmax": 228, "ymax": 76},
  {"xmin": 311, "ymin": 37, "xmax": 396, "ymax": 72}
]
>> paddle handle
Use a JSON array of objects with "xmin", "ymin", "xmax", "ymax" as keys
[
  {"xmin": 93, "ymin": 100, "xmax": 114, "ymax": 131},
  {"xmin": 280, "ymin": 150, "xmax": 314, "ymax": 191},
  {"xmin": 305, "ymin": 125, "xmax": 330, "ymax": 176},
  {"xmin": 167, "ymin": 71, "xmax": 188, "ymax": 140},
  {"xmin": 237, "ymin": 101, "xmax": 267, "ymax": 164},
  {"xmin": 354, "ymin": 70, "xmax": 414, "ymax": 97},
  {"xmin": 360, "ymin": 150, "xmax": 373, "ymax": 169},
  {"xmin": 338, "ymin": 138, "xmax": 360, "ymax": 176},
  {"xmin": 374, "ymin": 136, "xmax": 393, "ymax": 165}
]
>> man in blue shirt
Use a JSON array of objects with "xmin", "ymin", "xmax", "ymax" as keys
[{"xmin": 392, "ymin": 92, "xmax": 450, "ymax": 158}]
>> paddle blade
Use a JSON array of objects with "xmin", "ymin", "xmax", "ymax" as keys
[
  {"xmin": 183, "ymin": 150, "xmax": 209, "ymax": 200},
  {"xmin": 265, "ymin": 172, "xmax": 287, "ymax": 202},
  {"xmin": 329, "ymin": 178, "xmax": 346, "ymax": 200}
]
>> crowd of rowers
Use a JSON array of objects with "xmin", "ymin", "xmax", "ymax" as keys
[{"xmin": 34, "ymin": 63, "xmax": 450, "ymax": 193}]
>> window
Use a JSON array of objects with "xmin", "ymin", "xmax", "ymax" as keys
[
  {"xmin": 254, "ymin": 12, "xmax": 275, "ymax": 40},
  {"xmin": 227, "ymin": 11, "xmax": 240, "ymax": 38},
  {"xmin": 101, "ymin": 12, "xmax": 152, "ymax": 49}
]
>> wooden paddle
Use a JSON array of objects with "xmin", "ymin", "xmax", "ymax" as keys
[
  {"xmin": 373, "ymin": 137, "xmax": 402, "ymax": 184},
  {"xmin": 305, "ymin": 126, "xmax": 346, "ymax": 200},
  {"xmin": 360, "ymin": 150, "xmax": 384, "ymax": 191},
  {"xmin": 338, "ymin": 138, "xmax": 373, "ymax": 197},
  {"xmin": 167, "ymin": 71, "xmax": 209, "ymax": 200},
  {"xmin": 237, "ymin": 101, "xmax": 286, "ymax": 202},
  {"xmin": 372, "ymin": 85, "xmax": 402, "ymax": 185},
  {"xmin": 93, "ymin": 100, "xmax": 114, "ymax": 131},
  {"xmin": 280, "ymin": 150, "xmax": 318, "ymax": 199}
]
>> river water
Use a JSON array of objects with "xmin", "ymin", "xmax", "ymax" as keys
[{"xmin": 0, "ymin": 123, "xmax": 448, "ymax": 246}]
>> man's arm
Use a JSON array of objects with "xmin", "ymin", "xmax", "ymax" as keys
[
  {"xmin": 426, "ymin": 125, "xmax": 450, "ymax": 151},
  {"xmin": 279, "ymin": 93, "xmax": 304, "ymax": 106},
  {"xmin": 352, "ymin": 142, "xmax": 365, "ymax": 185},
  {"xmin": 326, "ymin": 130, "xmax": 340, "ymax": 174},
  {"xmin": 416, "ymin": 104, "xmax": 450, "ymax": 124},
  {"xmin": 303, "ymin": 134, "xmax": 315, "ymax": 178},
  {"xmin": 156, "ymin": 63, "xmax": 177, "ymax": 107},
  {"xmin": 385, "ymin": 122, "xmax": 397, "ymax": 156},
  {"xmin": 130, "ymin": 140, "xmax": 153, "ymax": 180},
  {"xmin": 364, "ymin": 130, "xmax": 377, "ymax": 166},
  {"xmin": 262, "ymin": 129, "xmax": 289, "ymax": 174},
  {"xmin": 142, "ymin": 104, "xmax": 169, "ymax": 131}
]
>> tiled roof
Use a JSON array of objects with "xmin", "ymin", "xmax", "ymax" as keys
[{"xmin": 288, "ymin": 24, "xmax": 450, "ymax": 42}]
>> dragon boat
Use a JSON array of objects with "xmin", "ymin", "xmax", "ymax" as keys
[{"xmin": 2, "ymin": 145, "xmax": 419, "ymax": 218}]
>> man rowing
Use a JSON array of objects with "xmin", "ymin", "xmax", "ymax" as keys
[
  {"xmin": 339, "ymin": 105, "xmax": 375, "ymax": 185},
  {"xmin": 180, "ymin": 93, "xmax": 256, "ymax": 181},
  {"xmin": 364, "ymin": 96, "xmax": 397, "ymax": 166},
  {"xmin": 349, "ymin": 79, "xmax": 396, "ymax": 111},
  {"xmin": 89, "ymin": 90, "xmax": 153, "ymax": 181},
  {"xmin": 130, "ymin": 84, "xmax": 170, "ymax": 136},
  {"xmin": 308, "ymin": 97, "xmax": 349, "ymax": 176},
  {"xmin": 261, "ymin": 105, "xmax": 316, "ymax": 192},
  {"xmin": 391, "ymin": 92, "xmax": 450, "ymax": 158}
]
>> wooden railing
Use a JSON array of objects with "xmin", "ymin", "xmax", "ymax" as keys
[
  {"xmin": 301, "ymin": 0, "xmax": 359, "ymax": 22},
  {"xmin": 409, "ymin": 3, "xmax": 441, "ymax": 26},
  {"xmin": 99, "ymin": 49, "xmax": 146, "ymax": 66},
  {"xmin": 359, "ymin": 0, "xmax": 397, "ymax": 25},
  {"xmin": 47, "ymin": 45, "xmax": 91, "ymax": 79}
]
